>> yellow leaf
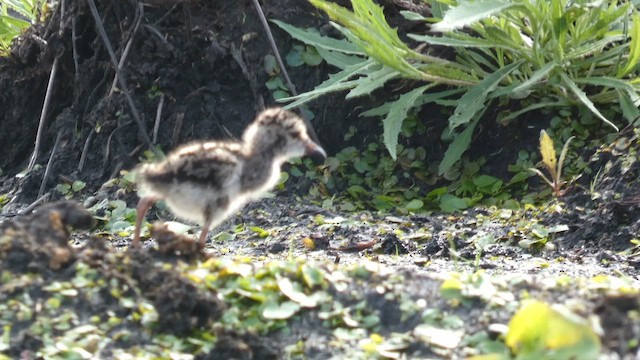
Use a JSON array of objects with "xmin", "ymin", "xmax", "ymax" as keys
[
  {"xmin": 505, "ymin": 300, "xmax": 601, "ymax": 358},
  {"xmin": 539, "ymin": 130, "xmax": 557, "ymax": 177},
  {"xmin": 302, "ymin": 237, "xmax": 316, "ymax": 250}
]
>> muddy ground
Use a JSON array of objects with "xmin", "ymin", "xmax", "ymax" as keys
[{"xmin": 1, "ymin": 0, "xmax": 639, "ymax": 359}]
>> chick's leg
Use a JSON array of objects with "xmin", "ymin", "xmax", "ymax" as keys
[{"xmin": 133, "ymin": 196, "xmax": 157, "ymax": 247}]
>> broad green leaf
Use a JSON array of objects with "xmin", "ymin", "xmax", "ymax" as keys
[
  {"xmin": 439, "ymin": 194, "xmax": 468, "ymax": 212},
  {"xmin": 432, "ymin": 0, "xmax": 517, "ymax": 32},
  {"xmin": 262, "ymin": 300, "xmax": 300, "ymax": 320},
  {"xmin": 271, "ymin": 20, "xmax": 362, "ymax": 55},
  {"xmin": 382, "ymin": 85, "xmax": 431, "ymax": 160},
  {"xmin": 404, "ymin": 199, "xmax": 424, "ymax": 210},
  {"xmin": 438, "ymin": 117, "xmax": 479, "ymax": 175},
  {"xmin": 449, "ymin": 61, "xmax": 521, "ymax": 130},
  {"xmin": 560, "ymin": 73, "xmax": 619, "ymax": 131}
]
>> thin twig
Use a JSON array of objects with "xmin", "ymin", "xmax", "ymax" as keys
[
  {"xmin": 78, "ymin": 129, "xmax": 95, "ymax": 172},
  {"xmin": 85, "ymin": 0, "xmax": 154, "ymax": 151},
  {"xmin": 230, "ymin": 43, "xmax": 264, "ymax": 110},
  {"xmin": 28, "ymin": 56, "xmax": 59, "ymax": 171},
  {"xmin": 143, "ymin": 24, "xmax": 169, "ymax": 44},
  {"xmin": 71, "ymin": 17, "xmax": 80, "ymax": 81},
  {"xmin": 172, "ymin": 112, "xmax": 184, "ymax": 147},
  {"xmin": 20, "ymin": 193, "xmax": 50, "ymax": 216},
  {"xmin": 102, "ymin": 120, "xmax": 134, "ymax": 169},
  {"xmin": 250, "ymin": 0, "xmax": 297, "ymax": 96},
  {"xmin": 109, "ymin": 3, "xmax": 143, "ymax": 96},
  {"xmin": 152, "ymin": 93, "xmax": 165, "ymax": 144},
  {"xmin": 250, "ymin": 0, "xmax": 322, "ymax": 145},
  {"xmin": 38, "ymin": 130, "xmax": 63, "ymax": 198}
]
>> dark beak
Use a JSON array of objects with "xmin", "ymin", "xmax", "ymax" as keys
[{"xmin": 305, "ymin": 141, "xmax": 327, "ymax": 163}]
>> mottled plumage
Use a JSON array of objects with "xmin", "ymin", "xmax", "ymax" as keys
[{"xmin": 132, "ymin": 108, "xmax": 326, "ymax": 248}]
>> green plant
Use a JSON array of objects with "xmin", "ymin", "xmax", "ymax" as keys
[
  {"xmin": 529, "ymin": 130, "xmax": 575, "ymax": 196},
  {"xmin": 0, "ymin": 0, "xmax": 46, "ymax": 56},
  {"xmin": 274, "ymin": 0, "xmax": 640, "ymax": 175},
  {"xmin": 56, "ymin": 180, "xmax": 86, "ymax": 199}
]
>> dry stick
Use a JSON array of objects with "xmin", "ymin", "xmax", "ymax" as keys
[
  {"xmin": 250, "ymin": 0, "xmax": 322, "ymax": 145},
  {"xmin": 109, "ymin": 3, "xmax": 143, "ymax": 96},
  {"xmin": 20, "ymin": 193, "xmax": 50, "ymax": 216},
  {"xmin": 172, "ymin": 112, "xmax": 184, "ymax": 147},
  {"xmin": 85, "ymin": 0, "xmax": 154, "ymax": 151},
  {"xmin": 28, "ymin": 56, "xmax": 59, "ymax": 171},
  {"xmin": 78, "ymin": 129, "xmax": 95, "ymax": 172},
  {"xmin": 38, "ymin": 130, "xmax": 63, "ymax": 198},
  {"xmin": 152, "ymin": 93, "xmax": 165, "ymax": 144},
  {"xmin": 71, "ymin": 17, "xmax": 80, "ymax": 81}
]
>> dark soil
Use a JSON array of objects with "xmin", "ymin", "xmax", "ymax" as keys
[{"xmin": 1, "ymin": 0, "xmax": 639, "ymax": 359}]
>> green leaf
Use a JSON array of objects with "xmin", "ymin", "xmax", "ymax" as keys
[
  {"xmin": 404, "ymin": 199, "xmax": 424, "ymax": 210},
  {"xmin": 316, "ymin": 47, "xmax": 365, "ymax": 69},
  {"xmin": 618, "ymin": 90, "xmax": 640, "ymax": 124},
  {"xmin": 449, "ymin": 61, "xmax": 521, "ymax": 130},
  {"xmin": 432, "ymin": 0, "xmax": 517, "ymax": 32},
  {"xmin": 302, "ymin": 46, "xmax": 323, "ymax": 66},
  {"xmin": 400, "ymin": 10, "xmax": 426, "ymax": 21},
  {"xmin": 346, "ymin": 65, "xmax": 398, "ymax": 98},
  {"xmin": 438, "ymin": 117, "xmax": 479, "ymax": 175},
  {"xmin": 618, "ymin": 12, "xmax": 640, "ymax": 77},
  {"xmin": 71, "ymin": 180, "xmax": 86, "ymax": 192},
  {"xmin": 511, "ymin": 62, "xmax": 558, "ymax": 95},
  {"xmin": 560, "ymin": 73, "xmax": 619, "ymax": 131},
  {"xmin": 382, "ymin": 85, "xmax": 431, "ymax": 160},
  {"xmin": 439, "ymin": 194, "xmax": 468, "ymax": 212},
  {"xmin": 262, "ymin": 300, "xmax": 300, "ymax": 320},
  {"xmin": 408, "ymin": 33, "xmax": 503, "ymax": 49},
  {"xmin": 271, "ymin": 19, "xmax": 362, "ymax": 54},
  {"xmin": 281, "ymin": 59, "xmax": 376, "ymax": 108}
]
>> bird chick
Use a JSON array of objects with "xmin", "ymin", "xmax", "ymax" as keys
[{"xmin": 132, "ymin": 107, "xmax": 326, "ymax": 249}]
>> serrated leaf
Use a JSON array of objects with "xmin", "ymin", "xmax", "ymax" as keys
[
  {"xmin": 346, "ymin": 65, "xmax": 398, "ymax": 98},
  {"xmin": 382, "ymin": 85, "xmax": 431, "ymax": 160},
  {"xmin": 271, "ymin": 19, "xmax": 362, "ymax": 54},
  {"xmin": 449, "ymin": 61, "xmax": 521, "ymax": 130},
  {"xmin": 281, "ymin": 59, "xmax": 376, "ymax": 108},
  {"xmin": 432, "ymin": 0, "xmax": 516, "ymax": 32}
]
